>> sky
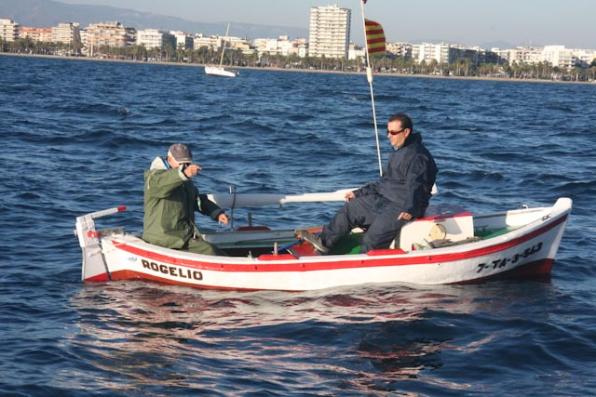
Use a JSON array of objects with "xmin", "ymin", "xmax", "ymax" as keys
[{"xmin": 61, "ymin": 0, "xmax": 596, "ymax": 48}]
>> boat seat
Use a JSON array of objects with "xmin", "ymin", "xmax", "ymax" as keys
[{"xmin": 392, "ymin": 208, "xmax": 475, "ymax": 251}]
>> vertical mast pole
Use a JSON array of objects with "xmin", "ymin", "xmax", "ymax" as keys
[
  {"xmin": 360, "ymin": 0, "xmax": 383, "ymax": 176},
  {"xmin": 219, "ymin": 23, "xmax": 230, "ymax": 67}
]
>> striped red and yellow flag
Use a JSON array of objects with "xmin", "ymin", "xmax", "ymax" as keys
[{"xmin": 365, "ymin": 19, "xmax": 385, "ymax": 55}]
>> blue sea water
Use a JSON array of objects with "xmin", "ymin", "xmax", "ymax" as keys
[{"xmin": 1, "ymin": 55, "xmax": 596, "ymax": 396}]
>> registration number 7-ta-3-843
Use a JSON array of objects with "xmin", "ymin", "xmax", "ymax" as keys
[{"xmin": 476, "ymin": 242, "xmax": 543, "ymax": 273}]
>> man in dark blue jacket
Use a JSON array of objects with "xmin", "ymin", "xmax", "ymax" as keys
[{"xmin": 300, "ymin": 113, "xmax": 438, "ymax": 253}]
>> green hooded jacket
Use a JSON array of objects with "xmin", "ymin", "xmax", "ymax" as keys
[{"xmin": 142, "ymin": 163, "xmax": 223, "ymax": 249}]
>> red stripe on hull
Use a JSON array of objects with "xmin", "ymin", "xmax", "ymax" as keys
[
  {"xmin": 86, "ymin": 259, "xmax": 556, "ymax": 291},
  {"xmin": 110, "ymin": 214, "xmax": 567, "ymax": 273},
  {"xmin": 500, "ymin": 258, "xmax": 554, "ymax": 278},
  {"xmin": 86, "ymin": 273, "xmax": 110, "ymax": 282}
]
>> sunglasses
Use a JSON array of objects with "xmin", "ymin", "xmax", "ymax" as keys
[{"xmin": 387, "ymin": 128, "xmax": 406, "ymax": 136}]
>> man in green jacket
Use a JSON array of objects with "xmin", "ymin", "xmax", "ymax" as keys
[{"xmin": 143, "ymin": 143, "xmax": 229, "ymax": 255}]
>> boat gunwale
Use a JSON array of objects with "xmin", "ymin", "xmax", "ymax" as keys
[{"xmin": 103, "ymin": 200, "xmax": 571, "ymax": 272}]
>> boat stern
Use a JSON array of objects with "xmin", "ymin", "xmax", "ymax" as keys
[{"xmin": 75, "ymin": 206, "xmax": 127, "ymax": 282}]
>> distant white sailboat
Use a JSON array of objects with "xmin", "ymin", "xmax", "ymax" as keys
[{"xmin": 205, "ymin": 23, "xmax": 237, "ymax": 78}]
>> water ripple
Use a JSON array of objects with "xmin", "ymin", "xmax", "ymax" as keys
[{"xmin": 0, "ymin": 56, "xmax": 595, "ymax": 396}]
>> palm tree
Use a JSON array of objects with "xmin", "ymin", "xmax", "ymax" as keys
[
  {"xmin": 588, "ymin": 66, "xmax": 596, "ymax": 81},
  {"xmin": 132, "ymin": 45, "xmax": 147, "ymax": 61},
  {"xmin": 427, "ymin": 59, "xmax": 439, "ymax": 75},
  {"xmin": 162, "ymin": 40, "xmax": 176, "ymax": 62}
]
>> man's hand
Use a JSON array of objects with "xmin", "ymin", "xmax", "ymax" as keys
[
  {"xmin": 218, "ymin": 213, "xmax": 229, "ymax": 225},
  {"xmin": 345, "ymin": 191, "xmax": 355, "ymax": 202},
  {"xmin": 398, "ymin": 212, "xmax": 413, "ymax": 221},
  {"xmin": 183, "ymin": 164, "xmax": 202, "ymax": 178}
]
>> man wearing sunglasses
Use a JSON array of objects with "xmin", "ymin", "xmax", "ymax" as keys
[{"xmin": 299, "ymin": 113, "xmax": 437, "ymax": 254}]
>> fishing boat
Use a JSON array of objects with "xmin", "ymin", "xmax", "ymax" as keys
[
  {"xmin": 74, "ymin": 3, "xmax": 571, "ymax": 291},
  {"xmin": 204, "ymin": 23, "xmax": 236, "ymax": 78},
  {"xmin": 75, "ymin": 194, "xmax": 572, "ymax": 291}
]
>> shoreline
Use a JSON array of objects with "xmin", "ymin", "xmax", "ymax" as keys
[{"xmin": 2, "ymin": 52, "xmax": 595, "ymax": 86}]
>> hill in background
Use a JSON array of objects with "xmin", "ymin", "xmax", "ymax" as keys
[{"xmin": 0, "ymin": 0, "xmax": 308, "ymax": 39}]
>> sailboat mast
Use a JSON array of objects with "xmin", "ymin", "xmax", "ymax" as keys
[{"xmin": 219, "ymin": 23, "xmax": 230, "ymax": 67}]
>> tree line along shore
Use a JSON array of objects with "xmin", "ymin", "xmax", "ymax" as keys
[{"xmin": 2, "ymin": 39, "xmax": 596, "ymax": 84}]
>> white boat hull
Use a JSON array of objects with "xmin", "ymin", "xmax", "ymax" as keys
[
  {"xmin": 204, "ymin": 65, "xmax": 236, "ymax": 78},
  {"xmin": 75, "ymin": 198, "xmax": 572, "ymax": 291}
]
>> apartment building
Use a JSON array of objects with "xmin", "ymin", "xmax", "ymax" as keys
[
  {"xmin": 490, "ymin": 45, "xmax": 595, "ymax": 68},
  {"xmin": 136, "ymin": 29, "xmax": 175, "ymax": 50},
  {"xmin": 170, "ymin": 30, "xmax": 193, "ymax": 50},
  {"xmin": 292, "ymin": 38, "xmax": 308, "ymax": 58},
  {"xmin": 194, "ymin": 34, "xmax": 252, "ymax": 55},
  {"xmin": 193, "ymin": 34, "xmax": 218, "ymax": 50},
  {"xmin": 19, "ymin": 27, "xmax": 53, "ymax": 42},
  {"xmin": 52, "ymin": 22, "xmax": 80, "ymax": 45},
  {"xmin": 308, "ymin": 5, "xmax": 351, "ymax": 59},
  {"xmin": 253, "ymin": 36, "xmax": 306, "ymax": 57},
  {"xmin": 348, "ymin": 43, "xmax": 365, "ymax": 60},
  {"xmin": 0, "ymin": 18, "xmax": 19, "ymax": 42},
  {"xmin": 575, "ymin": 49, "xmax": 596, "ymax": 67},
  {"xmin": 223, "ymin": 36, "xmax": 252, "ymax": 54},
  {"xmin": 542, "ymin": 45, "xmax": 596, "ymax": 68},
  {"xmin": 252, "ymin": 38, "xmax": 278, "ymax": 55},
  {"xmin": 386, "ymin": 42, "xmax": 412, "ymax": 59},
  {"xmin": 82, "ymin": 22, "xmax": 136, "ymax": 55},
  {"xmin": 412, "ymin": 42, "xmax": 451, "ymax": 64}
]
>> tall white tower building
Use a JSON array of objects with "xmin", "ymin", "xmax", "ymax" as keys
[{"xmin": 308, "ymin": 5, "xmax": 351, "ymax": 59}]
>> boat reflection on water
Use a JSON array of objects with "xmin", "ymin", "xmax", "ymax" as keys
[{"xmin": 68, "ymin": 280, "xmax": 555, "ymax": 394}]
